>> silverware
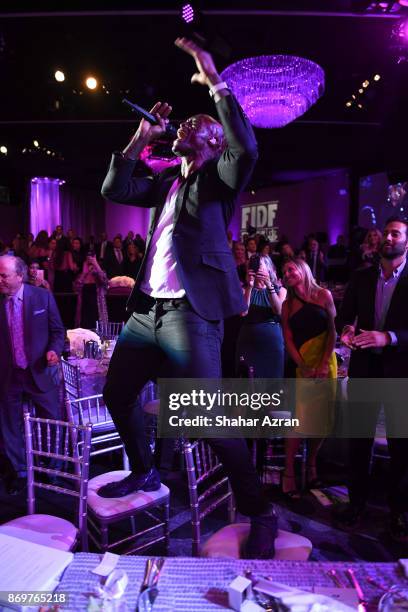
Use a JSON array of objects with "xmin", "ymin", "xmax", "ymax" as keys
[
  {"xmin": 327, "ymin": 569, "xmax": 347, "ymax": 589},
  {"xmin": 345, "ymin": 568, "xmax": 368, "ymax": 611},
  {"xmin": 136, "ymin": 558, "xmax": 165, "ymax": 611},
  {"xmin": 137, "ymin": 585, "xmax": 159, "ymax": 612}
]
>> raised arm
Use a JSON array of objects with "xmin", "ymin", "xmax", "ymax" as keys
[
  {"xmin": 101, "ymin": 100, "xmax": 172, "ymax": 205},
  {"xmin": 175, "ymin": 37, "xmax": 258, "ymax": 192}
]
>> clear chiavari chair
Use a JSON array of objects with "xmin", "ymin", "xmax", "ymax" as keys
[
  {"xmin": 0, "ymin": 414, "xmax": 92, "ymax": 552},
  {"xmin": 181, "ymin": 438, "xmax": 235, "ymax": 557},
  {"xmin": 61, "ymin": 356, "xmax": 83, "ymax": 399},
  {"xmin": 96, "ymin": 320, "xmax": 124, "ymax": 340},
  {"xmin": 65, "ymin": 394, "xmax": 130, "ymax": 471}
]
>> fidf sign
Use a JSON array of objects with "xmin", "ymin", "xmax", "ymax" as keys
[{"xmin": 241, "ymin": 201, "xmax": 279, "ymax": 240}]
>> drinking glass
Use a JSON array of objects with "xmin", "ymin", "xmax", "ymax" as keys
[{"xmin": 378, "ymin": 586, "xmax": 408, "ymax": 611}]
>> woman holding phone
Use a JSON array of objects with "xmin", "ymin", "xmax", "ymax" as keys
[
  {"xmin": 74, "ymin": 254, "xmax": 109, "ymax": 329},
  {"xmin": 236, "ymin": 244, "xmax": 286, "ymax": 378},
  {"xmin": 27, "ymin": 260, "xmax": 51, "ymax": 290}
]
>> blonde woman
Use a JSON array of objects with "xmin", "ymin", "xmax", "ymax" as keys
[
  {"xmin": 281, "ymin": 258, "xmax": 337, "ymax": 499},
  {"xmin": 360, "ymin": 228, "xmax": 382, "ymax": 267}
]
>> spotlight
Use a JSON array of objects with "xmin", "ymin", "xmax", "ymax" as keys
[
  {"xmin": 362, "ymin": 80, "xmax": 370, "ymax": 87},
  {"xmin": 33, "ymin": 140, "xmax": 39, "ymax": 147},
  {"xmin": 0, "ymin": 145, "xmax": 7, "ymax": 154},
  {"xmin": 346, "ymin": 101, "xmax": 352, "ymax": 107},
  {"xmin": 374, "ymin": 74, "xmax": 381, "ymax": 81},
  {"xmin": 85, "ymin": 77, "xmax": 98, "ymax": 90},
  {"xmin": 54, "ymin": 70, "xmax": 65, "ymax": 82},
  {"xmin": 359, "ymin": 88, "xmax": 364, "ymax": 93},
  {"xmin": 181, "ymin": 4, "xmax": 195, "ymax": 23}
]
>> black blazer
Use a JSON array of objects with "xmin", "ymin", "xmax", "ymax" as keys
[
  {"xmin": 306, "ymin": 250, "xmax": 327, "ymax": 283},
  {"xmin": 338, "ymin": 262, "xmax": 408, "ymax": 377},
  {"xmin": 103, "ymin": 244, "xmax": 125, "ymax": 279},
  {"xmin": 0, "ymin": 284, "xmax": 65, "ymax": 394},
  {"xmin": 101, "ymin": 94, "xmax": 257, "ymax": 321}
]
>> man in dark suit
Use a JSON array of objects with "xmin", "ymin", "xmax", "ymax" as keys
[
  {"xmin": 0, "ymin": 255, "xmax": 65, "ymax": 494},
  {"xmin": 97, "ymin": 231, "xmax": 111, "ymax": 263},
  {"xmin": 335, "ymin": 217, "xmax": 408, "ymax": 541},
  {"xmin": 103, "ymin": 236, "xmax": 125, "ymax": 278},
  {"xmin": 306, "ymin": 237, "xmax": 327, "ymax": 284},
  {"xmin": 99, "ymin": 38, "xmax": 277, "ymax": 558}
]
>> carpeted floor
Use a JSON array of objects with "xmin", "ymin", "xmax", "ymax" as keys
[{"xmin": 1, "ymin": 450, "xmax": 405, "ymax": 561}]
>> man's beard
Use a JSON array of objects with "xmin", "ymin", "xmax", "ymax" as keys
[{"xmin": 381, "ymin": 241, "xmax": 408, "ymax": 260}]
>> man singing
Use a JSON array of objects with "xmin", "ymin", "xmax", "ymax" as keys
[{"xmin": 99, "ymin": 38, "xmax": 277, "ymax": 558}]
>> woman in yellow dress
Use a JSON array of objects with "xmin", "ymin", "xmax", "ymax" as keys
[{"xmin": 281, "ymin": 258, "xmax": 337, "ymax": 499}]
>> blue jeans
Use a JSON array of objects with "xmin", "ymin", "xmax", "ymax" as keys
[{"xmin": 104, "ymin": 297, "xmax": 268, "ymax": 516}]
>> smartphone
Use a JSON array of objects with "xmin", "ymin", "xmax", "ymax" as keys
[{"xmin": 248, "ymin": 254, "xmax": 261, "ymax": 273}]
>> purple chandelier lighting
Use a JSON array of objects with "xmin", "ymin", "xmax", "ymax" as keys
[{"xmin": 221, "ymin": 55, "xmax": 325, "ymax": 128}]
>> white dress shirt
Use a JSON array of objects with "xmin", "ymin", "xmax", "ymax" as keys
[{"xmin": 140, "ymin": 177, "xmax": 185, "ymax": 298}]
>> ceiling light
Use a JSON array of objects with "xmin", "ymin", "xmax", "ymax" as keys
[
  {"xmin": 85, "ymin": 77, "xmax": 98, "ymax": 90},
  {"xmin": 346, "ymin": 101, "xmax": 352, "ymax": 107},
  {"xmin": 54, "ymin": 70, "xmax": 65, "ymax": 82},
  {"xmin": 221, "ymin": 55, "xmax": 325, "ymax": 128},
  {"xmin": 181, "ymin": 4, "xmax": 195, "ymax": 23},
  {"xmin": 362, "ymin": 80, "xmax": 369, "ymax": 87},
  {"xmin": 33, "ymin": 140, "xmax": 39, "ymax": 147},
  {"xmin": 374, "ymin": 74, "xmax": 381, "ymax": 81},
  {"xmin": 0, "ymin": 146, "xmax": 7, "ymax": 154},
  {"xmin": 359, "ymin": 88, "xmax": 364, "ymax": 93}
]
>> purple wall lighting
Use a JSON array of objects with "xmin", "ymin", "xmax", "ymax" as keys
[
  {"xmin": 397, "ymin": 17, "xmax": 408, "ymax": 41},
  {"xmin": 182, "ymin": 4, "xmax": 195, "ymax": 23},
  {"xmin": 30, "ymin": 177, "xmax": 65, "ymax": 237},
  {"xmin": 221, "ymin": 55, "xmax": 325, "ymax": 128}
]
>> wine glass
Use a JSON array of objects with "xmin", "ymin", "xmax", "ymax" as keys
[{"xmin": 378, "ymin": 586, "xmax": 408, "ymax": 611}]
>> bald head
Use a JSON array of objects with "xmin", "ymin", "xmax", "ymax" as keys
[
  {"xmin": 172, "ymin": 113, "xmax": 226, "ymax": 161},
  {"xmin": 0, "ymin": 255, "xmax": 27, "ymax": 296}
]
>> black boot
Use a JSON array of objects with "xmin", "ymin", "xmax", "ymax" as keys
[{"xmin": 244, "ymin": 503, "xmax": 278, "ymax": 559}]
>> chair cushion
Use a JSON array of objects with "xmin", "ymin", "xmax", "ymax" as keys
[
  {"xmin": 201, "ymin": 523, "xmax": 312, "ymax": 560},
  {"xmin": 0, "ymin": 514, "xmax": 77, "ymax": 551},
  {"xmin": 87, "ymin": 470, "xmax": 170, "ymax": 518}
]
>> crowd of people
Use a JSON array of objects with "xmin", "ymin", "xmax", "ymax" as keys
[
  {"xmin": 1, "ymin": 36, "xmax": 408, "ymax": 557},
  {"xmin": 0, "ymin": 224, "xmax": 384, "ymax": 295}
]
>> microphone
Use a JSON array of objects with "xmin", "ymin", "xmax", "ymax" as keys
[{"xmin": 122, "ymin": 98, "xmax": 177, "ymax": 139}]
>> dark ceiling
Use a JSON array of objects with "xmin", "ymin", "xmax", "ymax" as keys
[{"xmin": 1, "ymin": 1, "xmax": 408, "ymax": 196}]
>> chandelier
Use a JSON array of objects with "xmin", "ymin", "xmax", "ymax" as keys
[{"xmin": 221, "ymin": 55, "xmax": 325, "ymax": 128}]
